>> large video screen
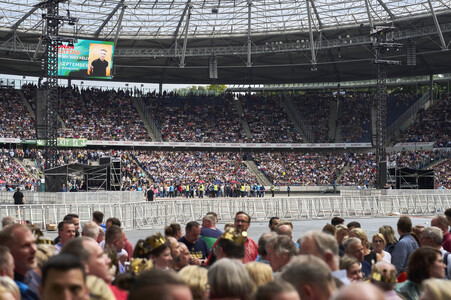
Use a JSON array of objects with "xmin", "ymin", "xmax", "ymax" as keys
[{"xmin": 58, "ymin": 39, "xmax": 114, "ymax": 79}]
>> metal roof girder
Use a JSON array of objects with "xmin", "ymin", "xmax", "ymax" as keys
[
  {"xmin": 427, "ymin": 0, "xmax": 447, "ymax": 50},
  {"xmin": 11, "ymin": 6, "xmax": 39, "ymax": 32},
  {"xmin": 94, "ymin": 0, "xmax": 125, "ymax": 38},
  {"xmin": 376, "ymin": 0, "xmax": 395, "ymax": 20}
]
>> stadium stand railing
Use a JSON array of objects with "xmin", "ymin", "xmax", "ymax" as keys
[{"xmin": 134, "ymin": 96, "xmax": 162, "ymax": 141}]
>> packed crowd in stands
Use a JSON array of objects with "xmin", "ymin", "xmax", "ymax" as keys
[
  {"xmin": 388, "ymin": 150, "xmax": 447, "ymax": 170},
  {"xmin": 0, "ymin": 88, "xmax": 35, "ymax": 139},
  {"xmin": 61, "ymin": 88, "xmax": 149, "ymax": 141},
  {"xmin": 0, "ymin": 149, "xmax": 36, "ymax": 190},
  {"xmin": 241, "ymin": 94, "xmax": 303, "ymax": 143},
  {"xmin": 253, "ymin": 151, "xmax": 346, "ymax": 186},
  {"xmin": 134, "ymin": 150, "xmax": 258, "ymax": 186},
  {"xmin": 395, "ymin": 95, "xmax": 451, "ymax": 148},
  {"xmin": 338, "ymin": 152, "xmax": 377, "ymax": 188},
  {"xmin": 291, "ymin": 93, "xmax": 331, "ymax": 143},
  {"xmin": 3, "ymin": 85, "xmax": 450, "ymax": 149},
  {"xmin": 338, "ymin": 93, "xmax": 372, "ymax": 143},
  {"xmin": 434, "ymin": 159, "xmax": 451, "ymax": 189},
  {"xmin": 2, "ymin": 148, "xmax": 450, "ymax": 190},
  {"xmin": 144, "ymin": 93, "xmax": 247, "ymax": 142},
  {"xmin": 1, "ymin": 207, "xmax": 451, "ymax": 300}
]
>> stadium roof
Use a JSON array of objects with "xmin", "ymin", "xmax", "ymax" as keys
[{"xmin": 0, "ymin": 0, "xmax": 450, "ymax": 84}]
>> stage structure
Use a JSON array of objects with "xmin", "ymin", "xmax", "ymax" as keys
[
  {"xmin": 370, "ymin": 26, "xmax": 402, "ymax": 189},
  {"xmin": 44, "ymin": 157, "xmax": 122, "ymax": 192},
  {"xmin": 394, "ymin": 168, "xmax": 434, "ymax": 189},
  {"xmin": 35, "ymin": 0, "xmax": 77, "ymax": 169}
]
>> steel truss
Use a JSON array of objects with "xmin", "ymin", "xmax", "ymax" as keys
[
  {"xmin": 371, "ymin": 26, "xmax": 402, "ymax": 189},
  {"xmin": 1, "ymin": 23, "xmax": 449, "ymax": 59},
  {"xmin": 35, "ymin": 0, "xmax": 77, "ymax": 169}
]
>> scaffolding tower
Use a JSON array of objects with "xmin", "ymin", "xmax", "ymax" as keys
[
  {"xmin": 370, "ymin": 26, "xmax": 402, "ymax": 189},
  {"xmin": 35, "ymin": 0, "xmax": 77, "ymax": 169}
]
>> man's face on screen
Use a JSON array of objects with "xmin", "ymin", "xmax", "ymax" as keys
[{"xmin": 100, "ymin": 50, "xmax": 107, "ymax": 60}]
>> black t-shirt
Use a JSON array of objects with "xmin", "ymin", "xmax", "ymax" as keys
[
  {"xmin": 147, "ymin": 189, "xmax": 154, "ymax": 201},
  {"xmin": 91, "ymin": 58, "xmax": 109, "ymax": 77},
  {"xmin": 13, "ymin": 191, "xmax": 24, "ymax": 204}
]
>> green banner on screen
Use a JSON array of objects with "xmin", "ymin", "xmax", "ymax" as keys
[{"xmin": 35, "ymin": 139, "xmax": 88, "ymax": 147}]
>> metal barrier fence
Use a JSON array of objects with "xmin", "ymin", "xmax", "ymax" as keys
[
  {"xmin": 0, "ymin": 191, "xmax": 143, "ymax": 205},
  {"xmin": 2, "ymin": 191, "xmax": 450, "ymax": 230}
]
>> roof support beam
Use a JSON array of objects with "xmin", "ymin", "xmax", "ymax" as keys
[
  {"xmin": 173, "ymin": 0, "xmax": 192, "ymax": 55},
  {"xmin": 114, "ymin": 4, "xmax": 126, "ymax": 47},
  {"xmin": 427, "ymin": 0, "xmax": 447, "ymax": 49},
  {"xmin": 247, "ymin": 0, "xmax": 252, "ymax": 67},
  {"xmin": 94, "ymin": 0, "xmax": 124, "ymax": 38},
  {"xmin": 310, "ymin": 0, "xmax": 323, "ymax": 29},
  {"xmin": 180, "ymin": 3, "xmax": 192, "ymax": 67},
  {"xmin": 364, "ymin": 0, "xmax": 374, "ymax": 28},
  {"xmin": 306, "ymin": 0, "xmax": 317, "ymax": 68},
  {"xmin": 376, "ymin": 0, "xmax": 395, "ymax": 20},
  {"xmin": 12, "ymin": 6, "xmax": 39, "ymax": 32}
]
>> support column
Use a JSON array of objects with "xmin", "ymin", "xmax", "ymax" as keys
[
  {"xmin": 246, "ymin": 0, "xmax": 252, "ymax": 67},
  {"xmin": 306, "ymin": 0, "xmax": 317, "ymax": 69}
]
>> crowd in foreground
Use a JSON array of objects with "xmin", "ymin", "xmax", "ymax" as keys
[{"xmin": 1, "ymin": 207, "xmax": 451, "ymax": 300}]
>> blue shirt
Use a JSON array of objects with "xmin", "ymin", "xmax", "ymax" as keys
[
  {"xmin": 391, "ymin": 233, "xmax": 418, "ymax": 274},
  {"xmin": 178, "ymin": 236, "xmax": 210, "ymax": 260}
]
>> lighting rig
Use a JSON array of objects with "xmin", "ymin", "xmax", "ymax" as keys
[
  {"xmin": 34, "ymin": 0, "xmax": 77, "ymax": 169},
  {"xmin": 370, "ymin": 26, "xmax": 402, "ymax": 189}
]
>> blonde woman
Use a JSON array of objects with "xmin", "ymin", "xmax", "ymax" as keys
[
  {"xmin": 245, "ymin": 262, "xmax": 274, "ymax": 293},
  {"xmin": 0, "ymin": 277, "xmax": 20, "ymax": 300},
  {"xmin": 349, "ymin": 228, "xmax": 378, "ymax": 264},
  {"xmin": 178, "ymin": 265, "xmax": 209, "ymax": 300},
  {"xmin": 372, "ymin": 233, "xmax": 391, "ymax": 263},
  {"xmin": 335, "ymin": 224, "xmax": 348, "ymax": 257},
  {"xmin": 379, "ymin": 225, "xmax": 398, "ymax": 254}
]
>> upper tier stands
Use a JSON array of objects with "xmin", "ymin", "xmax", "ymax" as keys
[
  {"xmin": 2, "ymin": 85, "xmax": 447, "ymax": 147},
  {"xmin": 386, "ymin": 92, "xmax": 421, "ymax": 126},
  {"xmin": 65, "ymin": 88, "xmax": 149, "ymax": 141},
  {"xmin": 241, "ymin": 94, "xmax": 303, "ymax": 143},
  {"xmin": 291, "ymin": 93, "xmax": 330, "ymax": 143},
  {"xmin": 0, "ymin": 88, "xmax": 34, "ymax": 139},
  {"xmin": 395, "ymin": 95, "xmax": 451, "ymax": 147},
  {"xmin": 338, "ymin": 93, "xmax": 372, "ymax": 143},
  {"xmin": 143, "ymin": 93, "xmax": 247, "ymax": 142}
]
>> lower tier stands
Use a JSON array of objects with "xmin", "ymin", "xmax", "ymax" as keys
[{"xmin": 2, "ymin": 148, "xmax": 450, "ymax": 190}]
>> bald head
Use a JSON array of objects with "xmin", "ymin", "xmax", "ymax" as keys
[
  {"xmin": 276, "ymin": 224, "xmax": 292, "ymax": 238},
  {"xmin": 331, "ymin": 282, "xmax": 385, "ymax": 300}
]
